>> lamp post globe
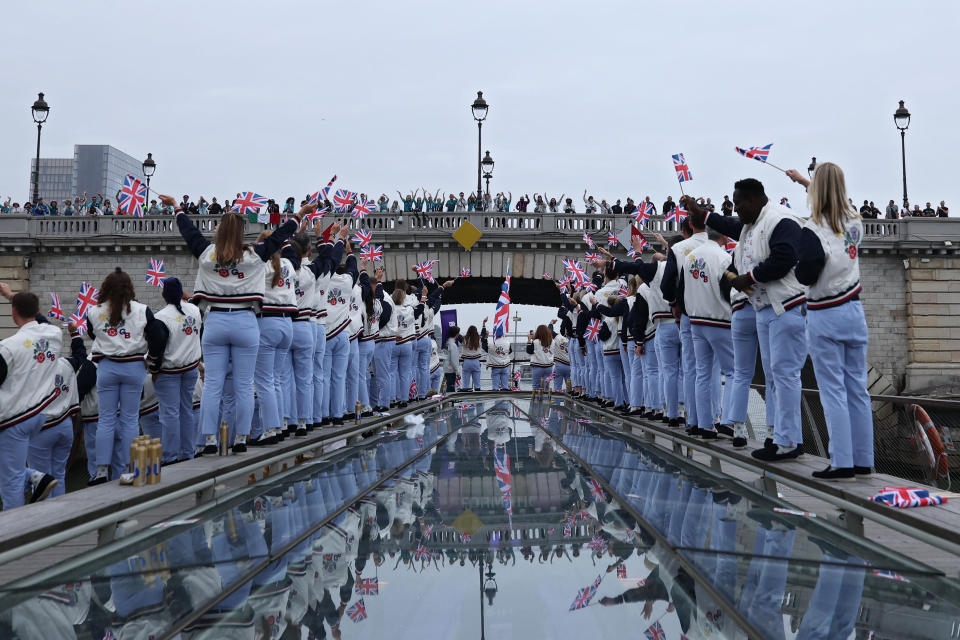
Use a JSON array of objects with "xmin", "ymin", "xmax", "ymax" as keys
[
  {"xmin": 481, "ymin": 150, "xmax": 494, "ymax": 195},
  {"xmin": 30, "ymin": 92, "xmax": 50, "ymax": 205},
  {"xmin": 472, "ymin": 91, "xmax": 489, "ymax": 201}
]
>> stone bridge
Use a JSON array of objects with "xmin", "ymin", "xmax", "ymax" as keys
[{"xmin": 1, "ymin": 212, "xmax": 958, "ymax": 394}]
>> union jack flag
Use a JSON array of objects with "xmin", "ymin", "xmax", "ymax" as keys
[
  {"xmin": 576, "ymin": 418, "xmax": 592, "ymax": 423},
  {"xmin": 346, "ymin": 598, "xmax": 367, "ymax": 622},
  {"xmin": 735, "ymin": 143, "xmax": 773, "ymax": 163},
  {"xmin": 414, "ymin": 544, "xmax": 431, "ymax": 561},
  {"xmin": 569, "ymin": 586, "xmax": 596, "ymax": 611},
  {"xmin": 353, "ymin": 198, "xmax": 375, "ymax": 219},
  {"xmin": 461, "ymin": 533, "xmax": 471, "ymax": 543},
  {"xmin": 494, "ymin": 446, "xmax": 513, "ymax": 517},
  {"xmin": 230, "ymin": 192, "xmax": 268, "ymax": 215},
  {"xmin": 632, "ymin": 200, "xmax": 655, "ymax": 226},
  {"xmin": 352, "ymin": 229, "xmax": 373, "ymax": 247},
  {"xmin": 102, "ymin": 630, "xmax": 117, "ymax": 640},
  {"xmin": 583, "ymin": 232, "xmax": 594, "ymax": 247},
  {"xmin": 304, "ymin": 206, "xmax": 328, "ymax": 222},
  {"xmin": 644, "ymin": 621, "xmax": 666, "ymax": 640},
  {"xmin": 618, "ymin": 284, "xmax": 629, "ymax": 297},
  {"xmin": 414, "ymin": 259, "xmax": 438, "ymax": 283},
  {"xmin": 542, "ymin": 271, "xmax": 551, "ymax": 279},
  {"xmin": 588, "ymin": 536, "xmax": 607, "ymax": 552},
  {"xmin": 308, "ymin": 174, "xmax": 338, "ymax": 204},
  {"xmin": 562, "ymin": 258, "xmax": 586, "ymax": 281},
  {"xmin": 146, "ymin": 258, "xmax": 165, "ymax": 287},
  {"xmin": 871, "ymin": 486, "xmax": 945, "ymax": 508},
  {"xmin": 459, "ymin": 268, "xmax": 471, "ymax": 277},
  {"xmin": 117, "ymin": 174, "xmax": 147, "ymax": 217},
  {"xmin": 634, "ymin": 227, "xmax": 651, "ymax": 252},
  {"xmin": 563, "ymin": 523, "xmax": 572, "ymax": 538},
  {"xmin": 667, "ymin": 205, "xmax": 688, "ymax": 225},
  {"xmin": 626, "ymin": 247, "xmax": 637, "ymax": 258},
  {"xmin": 492, "ymin": 262, "xmax": 511, "ymax": 339},
  {"xmin": 872, "ymin": 569, "xmax": 910, "ymax": 582},
  {"xmin": 333, "ymin": 189, "xmax": 356, "ymax": 213},
  {"xmin": 68, "ymin": 312, "xmax": 87, "ymax": 335},
  {"xmin": 355, "ymin": 577, "xmax": 379, "ymax": 595},
  {"xmin": 725, "ymin": 238, "xmax": 738, "ymax": 254},
  {"xmin": 607, "ymin": 232, "xmax": 618, "ymax": 247},
  {"xmin": 409, "ymin": 379, "xmax": 417, "ymax": 399},
  {"xmin": 359, "ymin": 245, "xmax": 383, "ymax": 262},
  {"xmin": 556, "ymin": 277, "xmax": 571, "ymax": 289},
  {"xmin": 672, "ymin": 153, "xmax": 692, "ymax": 182},
  {"xmin": 48, "ymin": 293, "xmax": 63, "ymax": 321},
  {"xmin": 584, "ymin": 252, "xmax": 601, "ymax": 263},
  {"xmin": 617, "ymin": 564, "xmax": 626, "ymax": 578},
  {"xmin": 585, "ymin": 318, "xmax": 602, "ymax": 342},
  {"xmin": 590, "ymin": 479, "xmax": 606, "ymax": 501},
  {"xmin": 513, "ymin": 370, "xmax": 522, "ymax": 382},
  {"xmin": 76, "ymin": 282, "xmax": 100, "ymax": 317}
]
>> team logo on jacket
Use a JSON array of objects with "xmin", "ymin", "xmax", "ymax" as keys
[
  {"xmin": 688, "ymin": 256, "xmax": 709, "ymax": 283},
  {"xmin": 495, "ymin": 346, "xmax": 507, "ymax": 356},
  {"xmin": 181, "ymin": 315, "xmax": 198, "ymax": 336},
  {"xmin": 103, "ymin": 318, "xmax": 132, "ymax": 339},
  {"xmin": 843, "ymin": 227, "xmax": 862, "ymax": 259},
  {"xmin": 214, "ymin": 260, "xmax": 245, "ymax": 280},
  {"xmin": 278, "ymin": 265, "xmax": 291, "ymax": 288},
  {"xmin": 30, "ymin": 337, "xmax": 56, "ymax": 363},
  {"xmin": 328, "ymin": 287, "xmax": 345, "ymax": 306},
  {"xmin": 54, "ymin": 373, "xmax": 70, "ymax": 396}
]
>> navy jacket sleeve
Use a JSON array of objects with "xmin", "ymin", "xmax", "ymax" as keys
[
  {"xmin": 76, "ymin": 359, "xmax": 97, "ymax": 401},
  {"xmin": 426, "ymin": 286, "xmax": 444, "ymax": 312},
  {"xmin": 660, "ymin": 251, "xmax": 680, "ymax": 305},
  {"xmin": 378, "ymin": 300, "xmax": 392, "ymax": 329},
  {"xmin": 66, "ymin": 334, "xmax": 87, "ymax": 371},
  {"xmin": 326, "ymin": 240, "xmax": 346, "ymax": 275},
  {"xmin": 597, "ymin": 299, "xmax": 629, "ymax": 318},
  {"xmin": 309, "ymin": 241, "xmax": 332, "ymax": 277},
  {"xmin": 558, "ymin": 293, "xmax": 576, "ymax": 312},
  {"xmin": 281, "ymin": 244, "xmax": 301, "ymax": 271},
  {"xmin": 749, "ymin": 218, "xmax": 801, "ymax": 284},
  {"xmin": 176, "ymin": 213, "xmax": 211, "ymax": 258},
  {"xmin": 481, "ymin": 327, "xmax": 489, "ymax": 352},
  {"xmin": 344, "ymin": 254, "xmax": 359, "ymax": 287},
  {"xmin": 143, "ymin": 308, "xmax": 167, "ymax": 365},
  {"xmin": 628, "ymin": 296, "xmax": 649, "ymax": 342},
  {"xmin": 794, "ymin": 227, "xmax": 826, "ymax": 286},
  {"xmin": 705, "ymin": 211, "xmax": 744, "ymax": 240},
  {"xmin": 525, "ymin": 342, "xmax": 534, "ymax": 355},
  {"xmin": 253, "ymin": 217, "xmax": 299, "ymax": 262},
  {"xmin": 614, "ymin": 258, "xmax": 657, "ymax": 284}
]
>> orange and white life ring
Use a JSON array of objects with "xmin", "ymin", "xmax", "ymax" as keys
[{"xmin": 910, "ymin": 404, "xmax": 949, "ymax": 478}]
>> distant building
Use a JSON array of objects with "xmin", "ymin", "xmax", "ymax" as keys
[{"xmin": 28, "ymin": 144, "xmax": 143, "ymax": 204}]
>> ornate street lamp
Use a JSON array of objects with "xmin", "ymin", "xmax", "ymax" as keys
[
  {"xmin": 481, "ymin": 150, "xmax": 494, "ymax": 195},
  {"xmin": 142, "ymin": 153, "xmax": 156, "ymax": 213},
  {"xmin": 894, "ymin": 100, "xmax": 911, "ymax": 209},
  {"xmin": 30, "ymin": 92, "xmax": 50, "ymax": 205},
  {"xmin": 471, "ymin": 91, "xmax": 489, "ymax": 200}
]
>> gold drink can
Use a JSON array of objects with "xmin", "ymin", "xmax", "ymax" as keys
[
  {"xmin": 133, "ymin": 444, "xmax": 147, "ymax": 487},
  {"xmin": 219, "ymin": 421, "xmax": 229, "ymax": 456}
]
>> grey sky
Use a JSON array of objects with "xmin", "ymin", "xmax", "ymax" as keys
[{"xmin": 2, "ymin": 0, "xmax": 958, "ymax": 211}]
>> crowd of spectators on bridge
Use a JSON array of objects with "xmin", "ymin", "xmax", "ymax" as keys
[{"xmin": 1, "ymin": 189, "xmax": 950, "ymax": 220}]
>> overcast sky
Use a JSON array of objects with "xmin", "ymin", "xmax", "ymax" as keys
[{"xmin": 2, "ymin": 1, "xmax": 958, "ymax": 211}]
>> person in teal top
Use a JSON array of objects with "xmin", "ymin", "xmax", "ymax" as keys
[
  {"xmin": 397, "ymin": 189, "xmax": 418, "ymax": 212},
  {"xmin": 467, "ymin": 194, "xmax": 477, "ymax": 211},
  {"xmin": 446, "ymin": 195, "xmax": 457, "ymax": 211}
]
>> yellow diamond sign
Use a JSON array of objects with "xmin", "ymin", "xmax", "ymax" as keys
[
  {"xmin": 452, "ymin": 509, "xmax": 484, "ymax": 536},
  {"xmin": 452, "ymin": 221, "xmax": 482, "ymax": 251}
]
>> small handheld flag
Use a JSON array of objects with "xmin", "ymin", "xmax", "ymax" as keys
[
  {"xmin": 584, "ymin": 252, "xmax": 601, "ymax": 263},
  {"xmin": 304, "ymin": 206, "xmax": 328, "ymax": 222},
  {"xmin": 582, "ymin": 232, "xmax": 594, "ymax": 247},
  {"xmin": 333, "ymin": 189, "xmax": 356, "ymax": 213},
  {"xmin": 513, "ymin": 370, "xmax": 522, "ymax": 382},
  {"xmin": 146, "ymin": 259, "xmax": 165, "ymax": 287},
  {"xmin": 414, "ymin": 259, "xmax": 439, "ymax": 283},
  {"xmin": 585, "ymin": 318, "xmax": 602, "ymax": 342},
  {"xmin": 346, "ymin": 599, "xmax": 367, "ymax": 623},
  {"xmin": 617, "ymin": 564, "xmax": 627, "ymax": 578},
  {"xmin": 542, "ymin": 271, "xmax": 551, "ymax": 279},
  {"xmin": 353, "ymin": 199, "xmax": 375, "ymax": 219},
  {"xmin": 460, "ymin": 268, "xmax": 471, "ymax": 277},
  {"xmin": 672, "ymin": 153, "xmax": 692, "ymax": 183},
  {"xmin": 230, "ymin": 192, "xmax": 268, "ymax": 215},
  {"xmin": 644, "ymin": 621, "xmax": 666, "ymax": 640},
  {"xmin": 118, "ymin": 174, "xmax": 147, "ymax": 217},
  {"xmin": 492, "ymin": 263, "xmax": 512, "ymax": 339},
  {"xmin": 355, "ymin": 577, "xmax": 379, "ymax": 596},
  {"xmin": 48, "ymin": 293, "xmax": 63, "ymax": 321},
  {"xmin": 607, "ymin": 232, "xmax": 617, "ymax": 247},
  {"xmin": 667, "ymin": 205, "xmax": 688, "ymax": 225},
  {"xmin": 68, "ymin": 312, "xmax": 87, "ymax": 335},
  {"xmin": 359, "ymin": 245, "xmax": 383, "ymax": 262},
  {"xmin": 734, "ymin": 143, "xmax": 785, "ymax": 172},
  {"xmin": 76, "ymin": 282, "xmax": 100, "ymax": 317},
  {"xmin": 352, "ymin": 229, "xmax": 373, "ymax": 247}
]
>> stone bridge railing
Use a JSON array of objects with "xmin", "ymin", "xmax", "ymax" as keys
[{"xmin": 1, "ymin": 213, "xmax": 958, "ymax": 253}]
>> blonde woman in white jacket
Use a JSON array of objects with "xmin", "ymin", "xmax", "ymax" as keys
[
  {"xmin": 442, "ymin": 326, "xmax": 462, "ymax": 391},
  {"xmin": 525, "ymin": 324, "xmax": 555, "ymax": 391}
]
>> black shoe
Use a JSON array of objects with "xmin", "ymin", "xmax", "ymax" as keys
[
  {"xmin": 287, "ymin": 424, "xmax": 298, "ymax": 436},
  {"xmin": 398, "ymin": 402, "xmax": 408, "ymax": 408},
  {"xmin": 660, "ymin": 415, "xmax": 672, "ymax": 424},
  {"xmin": 699, "ymin": 429, "xmax": 719, "ymax": 440},
  {"xmin": 87, "ymin": 475, "xmax": 108, "ymax": 487},
  {"xmin": 202, "ymin": 444, "xmax": 218, "ymax": 456},
  {"xmin": 685, "ymin": 425, "xmax": 702, "ymax": 437},
  {"xmin": 716, "ymin": 424, "xmax": 735, "ymax": 439},
  {"xmin": 732, "ymin": 436, "xmax": 748, "ymax": 450},
  {"xmin": 276, "ymin": 430, "xmax": 286, "ymax": 442},
  {"xmin": 29, "ymin": 474, "xmax": 57, "ymax": 503},
  {"xmin": 853, "ymin": 466, "xmax": 873, "ymax": 476},
  {"xmin": 668, "ymin": 417, "xmax": 683, "ymax": 428},
  {"xmin": 248, "ymin": 435, "xmax": 271, "ymax": 447},
  {"xmin": 642, "ymin": 411, "xmax": 656, "ymax": 419},
  {"xmin": 295, "ymin": 428, "xmax": 308, "ymax": 437},
  {"xmin": 320, "ymin": 418, "xmax": 332, "ymax": 427},
  {"xmin": 811, "ymin": 465, "xmax": 855, "ymax": 482},
  {"xmin": 306, "ymin": 422, "xmax": 317, "ymax": 432},
  {"xmin": 332, "ymin": 417, "xmax": 344, "ymax": 426},
  {"xmin": 751, "ymin": 442, "xmax": 804, "ymax": 462},
  {"xmin": 232, "ymin": 442, "xmax": 247, "ymax": 454},
  {"xmin": 616, "ymin": 405, "xmax": 630, "ymax": 414},
  {"xmin": 628, "ymin": 408, "xmax": 645, "ymax": 416},
  {"xmin": 361, "ymin": 411, "xmax": 374, "ymax": 418}
]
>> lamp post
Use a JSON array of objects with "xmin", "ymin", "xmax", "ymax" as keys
[
  {"xmin": 30, "ymin": 92, "xmax": 50, "ymax": 205},
  {"xmin": 807, "ymin": 157, "xmax": 817, "ymax": 179},
  {"xmin": 482, "ymin": 150, "xmax": 494, "ymax": 196},
  {"xmin": 471, "ymin": 91, "xmax": 489, "ymax": 200},
  {"xmin": 894, "ymin": 100, "xmax": 911, "ymax": 210},
  {"xmin": 142, "ymin": 153, "xmax": 156, "ymax": 213}
]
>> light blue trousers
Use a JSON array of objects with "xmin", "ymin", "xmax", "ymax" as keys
[
  {"xmin": 680, "ymin": 316, "xmax": 700, "ymax": 427},
  {"xmin": 96, "ymin": 359, "xmax": 146, "ymax": 475},
  {"xmin": 604, "ymin": 353, "xmax": 626, "ymax": 406},
  {"xmin": 627, "ymin": 342, "xmax": 644, "ymax": 407},
  {"xmin": 642, "ymin": 339, "xmax": 662, "ymax": 412},
  {"xmin": 393, "ymin": 339, "xmax": 414, "ymax": 401},
  {"xmin": 553, "ymin": 362, "xmax": 571, "ymax": 391},
  {"xmin": 255, "ymin": 316, "xmax": 292, "ymax": 432},
  {"xmin": 756, "ymin": 305, "xmax": 807, "ymax": 448},
  {"xmin": 415, "ymin": 336, "xmax": 431, "ymax": 399},
  {"xmin": 154, "ymin": 367, "xmax": 200, "ymax": 462},
  {"xmin": 691, "ymin": 323, "xmax": 735, "ymax": 431},
  {"xmin": 345, "ymin": 337, "xmax": 360, "ymax": 411},
  {"xmin": 373, "ymin": 339, "xmax": 395, "ymax": 407},
  {"xmin": 530, "ymin": 365, "xmax": 553, "ymax": 392},
  {"xmin": 620, "ymin": 342, "xmax": 634, "ymax": 404},
  {"xmin": 322, "ymin": 331, "xmax": 350, "ymax": 418},
  {"xmin": 656, "ymin": 320, "xmax": 681, "ymax": 419},
  {"xmin": 806, "ymin": 301, "xmax": 873, "ymax": 468},
  {"xmin": 27, "ymin": 417, "xmax": 73, "ymax": 498},
  {"xmin": 358, "ymin": 339, "xmax": 375, "ymax": 408},
  {"xmin": 311, "ymin": 323, "xmax": 326, "ymax": 423},
  {"xmin": 461, "ymin": 358, "xmax": 481, "ymax": 390},
  {"xmin": 200, "ymin": 309, "xmax": 259, "ymax": 438},
  {"xmin": 289, "ymin": 320, "xmax": 315, "ymax": 422},
  {"xmin": 730, "ymin": 306, "xmax": 761, "ymax": 424},
  {"xmin": 0, "ymin": 413, "xmax": 46, "ymax": 509}
]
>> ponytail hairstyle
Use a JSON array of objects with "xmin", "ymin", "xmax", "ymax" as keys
[
  {"xmin": 465, "ymin": 325, "xmax": 480, "ymax": 350},
  {"xmin": 99, "ymin": 267, "xmax": 135, "ymax": 325},
  {"xmin": 256, "ymin": 231, "xmax": 282, "ymax": 288},
  {"xmin": 291, "ymin": 232, "xmax": 311, "ymax": 259},
  {"xmin": 213, "ymin": 211, "xmax": 248, "ymax": 266},
  {"xmin": 391, "ymin": 279, "xmax": 408, "ymax": 306},
  {"xmin": 808, "ymin": 161, "xmax": 857, "ymax": 235},
  {"xmin": 162, "ymin": 277, "xmax": 185, "ymax": 314},
  {"xmin": 627, "ymin": 276, "xmax": 639, "ymax": 296}
]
